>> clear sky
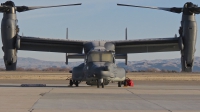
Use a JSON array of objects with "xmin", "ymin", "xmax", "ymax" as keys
[{"xmin": 0, "ymin": 0, "xmax": 200, "ymax": 62}]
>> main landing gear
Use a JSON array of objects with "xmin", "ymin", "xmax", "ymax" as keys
[
  {"xmin": 118, "ymin": 81, "xmax": 122, "ymax": 87},
  {"xmin": 118, "ymin": 80, "xmax": 128, "ymax": 87},
  {"xmin": 69, "ymin": 80, "xmax": 80, "ymax": 87}
]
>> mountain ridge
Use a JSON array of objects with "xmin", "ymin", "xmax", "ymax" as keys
[{"xmin": 1, "ymin": 57, "xmax": 200, "ymax": 72}]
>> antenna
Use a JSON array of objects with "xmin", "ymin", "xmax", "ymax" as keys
[
  {"xmin": 125, "ymin": 28, "xmax": 127, "ymax": 40},
  {"xmin": 66, "ymin": 28, "xmax": 68, "ymax": 39},
  {"xmin": 22, "ymin": 32, "xmax": 24, "ymax": 36}
]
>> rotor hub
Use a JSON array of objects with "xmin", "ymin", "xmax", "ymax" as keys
[
  {"xmin": 183, "ymin": 2, "xmax": 198, "ymax": 15},
  {"xmin": 2, "ymin": 1, "xmax": 15, "ymax": 7},
  {"xmin": 184, "ymin": 2, "xmax": 198, "ymax": 8}
]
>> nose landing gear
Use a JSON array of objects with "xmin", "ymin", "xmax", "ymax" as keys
[
  {"xmin": 97, "ymin": 79, "xmax": 104, "ymax": 88},
  {"xmin": 101, "ymin": 83, "xmax": 104, "ymax": 88}
]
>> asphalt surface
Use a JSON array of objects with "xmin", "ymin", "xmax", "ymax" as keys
[{"xmin": 0, "ymin": 80, "xmax": 200, "ymax": 112}]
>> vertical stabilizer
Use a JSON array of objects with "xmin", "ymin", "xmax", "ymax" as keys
[
  {"xmin": 125, "ymin": 28, "xmax": 128, "ymax": 65},
  {"xmin": 66, "ymin": 28, "xmax": 68, "ymax": 65},
  {"xmin": 125, "ymin": 28, "xmax": 127, "ymax": 40},
  {"xmin": 66, "ymin": 28, "xmax": 68, "ymax": 39}
]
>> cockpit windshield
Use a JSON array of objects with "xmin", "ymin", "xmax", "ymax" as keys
[{"xmin": 87, "ymin": 52, "xmax": 113, "ymax": 62}]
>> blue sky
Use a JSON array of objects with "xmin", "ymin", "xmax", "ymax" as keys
[{"xmin": 0, "ymin": 0, "xmax": 200, "ymax": 62}]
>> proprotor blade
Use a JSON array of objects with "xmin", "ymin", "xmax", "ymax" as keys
[
  {"xmin": 194, "ymin": 7, "xmax": 200, "ymax": 14},
  {"xmin": 16, "ymin": 3, "xmax": 82, "ymax": 12},
  {"xmin": 117, "ymin": 3, "xmax": 182, "ymax": 13},
  {"xmin": 0, "ymin": 6, "xmax": 12, "ymax": 13},
  {"xmin": 0, "ymin": 6, "xmax": 6, "ymax": 12}
]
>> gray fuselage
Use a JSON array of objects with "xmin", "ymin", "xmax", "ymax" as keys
[{"xmin": 72, "ymin": 42, "xmax": 126, "ymax": 84}]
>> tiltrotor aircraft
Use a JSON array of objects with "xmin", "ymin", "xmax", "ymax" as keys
[{"xmin": 1, "ymin": 1, "xmax": 200, "ymax": 88}]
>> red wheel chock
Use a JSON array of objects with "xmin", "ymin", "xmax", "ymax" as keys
[{"xmin": 125, "ymin": 77, "xmax": 134, "ymax": 87}]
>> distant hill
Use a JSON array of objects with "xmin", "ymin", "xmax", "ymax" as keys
[
  {"xmin": 1, "ymin": 57, "xmax": 200, "ymax": 72},
  {"xmin": 119, "ymin": 57, "xmax": 200, "ymax": 72}
]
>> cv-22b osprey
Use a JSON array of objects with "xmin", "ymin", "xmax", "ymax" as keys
[{"xmin": 1, "ymin": 1, "xmax": 200, "ymax": 88}]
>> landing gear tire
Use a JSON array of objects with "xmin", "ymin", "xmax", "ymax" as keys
[
  {"xmin": 101, "ymin": 83, "xmax": 104, "ymax": 88},
  {"xmin": 69, "ymin": 80, "xmax": 73, "ymax": 86},
  {"xmin": 124, "ymin": 80, "xmax": 127, "ymax": 86},
  {"xmin": 118, "ymin": 81, "xmax": 122, "ymax": 87},
  {"xmin": 97, "ymin": 80, "xmax": 100, "ymax": 88},
  {"xmin": 75, "ymin": 81, "xmax": 79, "ymax": 87}
]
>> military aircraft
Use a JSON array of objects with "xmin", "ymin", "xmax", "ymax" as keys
[{"xmin": 1, "ymin": 1, "xmax": 200, "ymax": 88}]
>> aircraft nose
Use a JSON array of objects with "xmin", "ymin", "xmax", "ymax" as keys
[
  {"xmin": 89, "ymin": 63, "xmax": 113, "ymax": 79},
  {"xmin": 93, "ymin": 67, "xmax": 112, "ymax": 79}
]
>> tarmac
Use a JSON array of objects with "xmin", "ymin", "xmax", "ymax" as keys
[{"xmin": 0, "ymin": 80, "xmax": 200, "ymax": 112}]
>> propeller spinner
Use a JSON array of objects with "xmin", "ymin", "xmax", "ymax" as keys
[{"xmin": 117, "ymin": 2, "xmax": 200, "ymax": 14}]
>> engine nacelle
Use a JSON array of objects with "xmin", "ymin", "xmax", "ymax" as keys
[
  {"xmin": 178, "ymin": 37, "xmax": 184, "ymax": 51},
  {"xmin": 180, "ymin": 14, "xmax": 197, "ymax": 72},
  {"xmin": 1, "ymin": 12, "xmax": 18, "ymax": 70}
]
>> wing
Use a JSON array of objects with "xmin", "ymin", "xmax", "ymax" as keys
[
  {"xmin": 111, "ymin": 37, "xmax": 180, "ymax": 54},
  {"xmin": 19, "ymin": 36, "xmax": 85, "ymax": 53}
]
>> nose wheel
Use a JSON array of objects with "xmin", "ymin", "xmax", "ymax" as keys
[
  {"xmin": 101, "ymin": 83, "xmax": 104, "ymax": 88},
  {"xmin": 97, "ymin": 79, "xmax": 104, "ymax": 88}
]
